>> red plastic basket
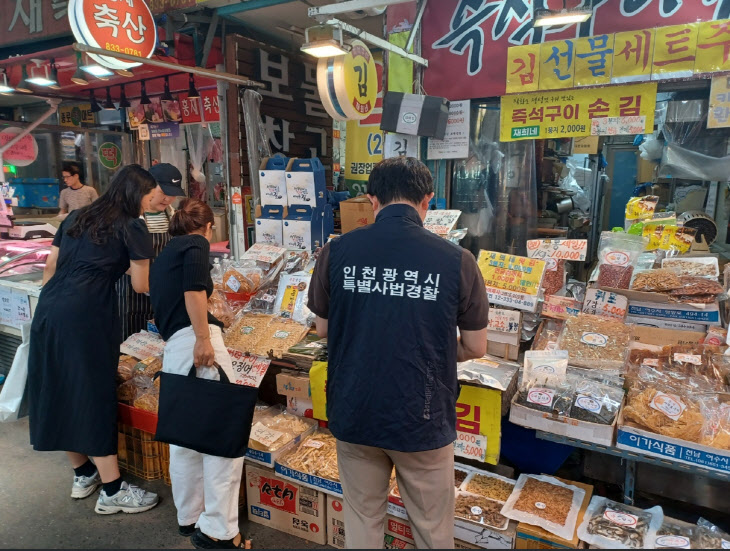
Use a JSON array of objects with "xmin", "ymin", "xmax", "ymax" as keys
[{"xmin": 118, "ymin": 403, "xmax": 158, "ymax": 434}]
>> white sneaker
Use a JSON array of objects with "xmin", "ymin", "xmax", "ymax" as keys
[
  {"xmin": 94, "ymin": 481, "xmax": 159, "ymax": 515},
  {"xmin": 71, "ymin": 470, "xmax": 101, "ymax": 499}
]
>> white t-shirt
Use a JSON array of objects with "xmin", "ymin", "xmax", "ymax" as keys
[{"xmin": 59, "ymin": 185, "xmax": 98, "ymax": 212}]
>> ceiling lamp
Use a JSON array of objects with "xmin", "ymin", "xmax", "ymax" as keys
[
  {"xmin": 187, "ymin": 74, "xmax": 200, "ymax": 99},
  {"xmin": 71, "ymin": 53, "xmax": 89, "ymax": 86},
  {"xmin": 15, "ymin": 66, "xmax": 31, "ymax": 93},
  {"xmin": 301, "ymin": 25, "xmax": 350, "ymax": 58},
  {"xmin": 26, "ymin": 60, "xmax": 57, "ymax": 87},
  {"xmin": 161, "ymin": 75, "xmax": 174, "ymax": 101},
  {"xmin": 533, "ymin": 1, "xmax": 592, "ymax": 27},
  {"xmin": 48, "ymin": 60, "xmax": 61, "ymax": 90},
  {"xmin": 81, "ymin": 62, "xmax": 114, "ymax": 79},
  {"xmin": 118, "ymin": 84, "xmax": 131, "ymax": 108},
  {"xmin": 89, "ymin": 90, "xmax": 102, "ymax": 113},
  {"xmin": 140, "ymin": 80, "xmax": 151, "ymax": 105},
  {"xmin": 103, "ymin": 87, "xmax": 116, "ymax": 110},
  {"xmin": 0, "ymin": 71, "xmax": 14, "ymax": 94},
  {"xmin": 116, "ymin": 69, "xmax": 134, "ymax": 78}
]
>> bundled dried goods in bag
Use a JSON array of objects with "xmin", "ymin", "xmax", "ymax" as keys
[
  {"xmin": 595, "ymin": 232, "xmax": 647, "ymax": 289},
  {"xmin": 558, "ymin": 314, "xmax": 632, "ymax": 371},
  {"xmin": 577, "ymin": 497, "xmax": 663, "ymax": 549}
]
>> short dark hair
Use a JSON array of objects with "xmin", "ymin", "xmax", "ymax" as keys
[
  {"xmin": 170, "ymin": 198, "xmax": 214, "ymax": 236},
  {"xmin": 366, "ymin": 157, "xmax": 434, "ymax": 206},
  {"xmin": 62, "ymin": 162, "xmax": 82, "ymax": 177}
]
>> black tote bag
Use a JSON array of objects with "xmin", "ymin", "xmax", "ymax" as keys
[{"xmin": 154, "ymin": 365, "xmax": 258, "ymax": 458}]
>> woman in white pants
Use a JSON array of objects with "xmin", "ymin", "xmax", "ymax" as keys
[{"xmin": 150, "ymin": 199, "xmax": 245, "ymax": 549}]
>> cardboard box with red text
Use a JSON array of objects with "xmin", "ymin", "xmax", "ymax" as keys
[
  {"xmin": 245, "ymin": 464, "xmax": 326, "ymax": 544},
  {"xmin": 340, "ymin": 196, "xmax": 375, "ymax": 233}
]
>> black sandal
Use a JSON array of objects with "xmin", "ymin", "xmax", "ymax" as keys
[{"xmin": 191, "ymin": 528, "xmax": 244, "ymax": 549}]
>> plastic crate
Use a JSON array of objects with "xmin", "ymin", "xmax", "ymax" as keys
[
  {"xmin": 118, "ymin": 402, "xmax": 158, "ymax": 434},
  {"xmin": 161, "ymin": 443, "xmax": 171, "ymax": 485},
  {"xmin": 117, "ymin": 424, "xmax": 165, "ymax": 480}
]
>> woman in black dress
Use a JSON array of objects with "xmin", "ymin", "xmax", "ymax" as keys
[{"xmin": 28, "ymin": 164, "xmax": 160, "ymax": 515}]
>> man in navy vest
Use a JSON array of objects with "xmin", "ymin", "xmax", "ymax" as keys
[{"xmin": 309, "ymin": 157, "xmax": 489, "ymax": 549}]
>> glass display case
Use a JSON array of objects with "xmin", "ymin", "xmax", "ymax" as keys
[{"xmin": 0, "ymin": 239, "xmax": 52, "ymax": 285}]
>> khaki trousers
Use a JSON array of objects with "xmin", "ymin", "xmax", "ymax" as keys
[{"xmin": 336, "ymin": 440, "xmax": 455, "ymax": 549}]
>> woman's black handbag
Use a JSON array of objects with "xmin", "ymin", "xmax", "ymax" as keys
[{"xmin": 154, "ymin": 365, "xmax": 258, "ymax": 458}]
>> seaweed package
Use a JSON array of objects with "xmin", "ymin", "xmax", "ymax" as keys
[
  {"xmin": 499, "ymin": 474, "xmax": 586, "ymax": 541},
  {"xmin": 577, "ymin": 497, "xmax": 664, "ymax": 550},
  {"xmin": 569, "ymin": 377, "xmax": 624, "ymax": 425},
  {"xmin": 596, "ymin": 232, "xmax": 648, "ymax": 289},
  {"xmin": 518, "ymin": 351, "xmax": 573, "ymax": 415}
]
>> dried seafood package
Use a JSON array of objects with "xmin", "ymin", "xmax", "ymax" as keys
[
  {"xmin": 577, "ymin": 497, "xmax": 663, "ymax": 550},
  {"xmin": 224, "ymin": 313, "xmax": 274, "ymax": 353},
  {"xmin": 254, "ymin": 318, "xmax": 310, "ymax": 359},
  {"xmin": 631, "ymin": 269, "xmax": 682, "ymax": 292},
  {"xmin": 277, "ymin": 430, "xmax": 340, "ymax": 482},
  {"xmin": 516, "ymin": 351, "xmax": 573, "ymax": 415},
  {"xmin": 696, "ymin": 518, "xmax": 730, "ymax": 549},
  {"xmin": 500, "ymin": 474, "xmax": 585, "ymax": 540},
  {"xmin": 595, "ymin": 232, "xmax": 647, "ymax": 289},
  {"xmin": 569, "ymin": 378, "xmax": 624, "ymax": 425},
  {"xmin": 558, "ymin": 314, "xmax": 632, "ymax": 371},
  {"xmin": 248, "ymin": 408, "xmax": 317, "ymax": 452},
  {"xmin": 654, "ymin": 520, "xmax": 697, "ymax": 549},
  {"xmin": 455, "ymin": 493, "xmax": 509, "ymax": 530},
  {"xmin": 462, "ymin": 471, "xmax": 516, "ymax": 503},
  {"xmin": 623, "ymin": 380, "xmax": 706, "ymax": 443}
]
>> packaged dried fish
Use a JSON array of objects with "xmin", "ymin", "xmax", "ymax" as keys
[
  {"xmin": 577, "ymin": 497, "xmax": 664, "ymax": 550},
  {"xmin": 248, "ymin": 409, "xmax": 317, "ymax": 452},
  {"xmin": 631, "ymin": 269, "xmax": 682, "ymax": 292},
  {"xmin": 696, "ymin": 518, "xmax": 730, "ymax": 549},
  {"xmin": 277, "ymin": 430, "xmax": 340, "ymax": 482},
  {"xmin": 569, "ymin": 378, "xmax": 624, "ymax": 425},
  {"xmin": 462, "ymin": 471, "xmax": 516, "ymax": 503},
  {"xmin": 595, "ymin": 232, "xmax": 647, "ymax": 290},
  {"xmin": 500, "ymin": 475, "xmax": 585, "ymax": 541},
  {"xmin": 654, "ymin": 519, "xmax": 697, "ymax": 549},
  {"xmin": 558, "ymin": 314, "xmax": 632, "ymax": 371},
  {"xmin": 516, "ymin": 351, "xmax": 573, "ymax": 415},
  {"xmin": 455, "ymin": 493, "xmax": 509, "ymax": 530}
]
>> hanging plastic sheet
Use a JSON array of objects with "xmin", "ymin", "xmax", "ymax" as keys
[
  {"xmin": 242, "ymin": 90, "xmax": 272, "ymax": 207},
  {"xmin": 185, "ymin": 124, "xmax": 213, "ymax": 201}
]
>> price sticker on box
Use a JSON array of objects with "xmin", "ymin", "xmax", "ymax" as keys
[
  {"xmin": 582, "ymin": 289, "xmax": 628, "ymax": 320},
  {"xmin": 526, "ymin": 239, "xmax": 588, "ymax": 262},
  {"xmin": 487, "ymin": 308, "xmax": 521, "ymax": 334},
  {"xmin": 453, "ymin": 431, "xmax": 487, "ymax": 462},
  {"xmin": 227, "ymin": 348, "xmax": 271, "ymax": 387},
  {"xmin": 542, "ymin": 295, "xmax": 582, "ymax": 320},
  {"xmin": 250, "ymin": 422, "xmax": 283, "ymax": 448},
  {"xmin": 121, "ymin": 331, "xmax": 166, "ymax": 360}
]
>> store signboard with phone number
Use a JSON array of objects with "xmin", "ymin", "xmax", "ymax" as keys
[
  {"xmin": 478, "ymin": 251, "xmax": 546, "ymax": 313},
  {"xmin": 500, "ymin": 82, "xmax": 656, "ymax": 142}
]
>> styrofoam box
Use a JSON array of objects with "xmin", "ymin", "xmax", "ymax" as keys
[
  {"xmin": 626, "ymin": 315, "xmax": 709, "ymax": 333},
  {"xmin": 275, "ymin": 462, "xmax": 343, "ymax": 497},
  {"xmin": 662, "ymin": 256, "xmax": 720, "ymax": 279},
  {"xmin": 508, "ymin": 394, "xmax": 618, "ymax": 447},
  {"xmin": 616, "ymin": 411, "xmax": 730, "ymax": 475}
]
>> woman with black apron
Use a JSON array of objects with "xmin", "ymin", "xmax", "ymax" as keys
[{"xmin": 117, "ymin": 163, "xmax": 185, "ymax": 339}]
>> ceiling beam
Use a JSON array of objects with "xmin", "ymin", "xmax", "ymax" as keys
[
  {"xmin": 216, "ymin": 0, "xmax": 298, "ymax": 17},
  {"xmin": 308, "ymin": 0, "xmax": 412, "ymax": 17}
]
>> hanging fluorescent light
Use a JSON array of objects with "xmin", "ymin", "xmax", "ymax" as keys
[
  {"xmin": 0, "ymin": 71, "xmax": 14, "ymax": 94},
  {"xmin": 89, "ymin": 90, "xmax": 102, "ymax": 113},
  {"xmin": 81, "ymin": 63, "xmax": 114, "ymax": 78},
  {"xmin": 301, "ymin": 25, "xmax": 350, "ymax": 58},
  {"xmin": 162, "ymin": 75, "xmax": 174, "ymax": 101},
  {"xmin": 118, "ymin": 84, "xmax": 131, "ymax": 108},
  {"xmin": 187, "ymin": 74, "xmax": 200, "ymax": 99},
  {"xmin": 140, "ymin": 80, "xmax": 152, "ymax": 105},
  {"xmin": 71, "ymin": 52, "xmax": 89, "ymax": 86},
  {"xmin": 103, "ymin": 87, "xmax": 116, "ymax": 110},
  {"xmin": 533, "ymin": 1, "xmax": 592, "ymax": 27},
  {"xmin": 15, "ymin": 66, "xmax": 31, "ymax": 93},
  {"xmin": 27, "ymin": 60, "xmax": 57, "ymax": 87}
]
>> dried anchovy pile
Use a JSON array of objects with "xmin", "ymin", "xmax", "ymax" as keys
[
  {"xmin": 454, "ymin": 494, "xmax": 508, "ymax": 529},
  {"xmin": 597, "ymin": 264, "xmax": 633, "ymax": 289},
  {"xmin": 559, "ymin": 314, "xmax": 632, "ymax": 369},
  {"xmin": 513, "ymin": 477, "xmax": 574, "ymax": 525},
  {"xmin": 631, "ymin": 269, "xmax": 682, "ymax": 292},
  {"xmin": 465, "ymin": 474, "xmax": 515, "ymax": 503},
  {"xmin": 587, "ymin": 502, "xmax": 652, "ymax": 548}
]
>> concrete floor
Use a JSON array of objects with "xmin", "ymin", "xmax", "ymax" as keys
[{"xmin": 0, "ymin": 417, "xmax": 330, "ymax": 549}]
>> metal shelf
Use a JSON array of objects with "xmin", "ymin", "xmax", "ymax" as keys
[{"xmin": 536, "ymin": 431, "xmax": 730, "ymax": 504}]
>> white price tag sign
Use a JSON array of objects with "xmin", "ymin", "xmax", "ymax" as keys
[
  {"xmin": 0, "ymin": 287, "xmax": 12, "ymax": 326},
  {"xmin": 227, "ymin": 348, "xmax": 271, "ymax": 388},
  {"xmin": 11, "ymin": 290, "xmax": 31, "ymax": 326},
  {"xmin": 423, "ymin": 210, "xmax": 462, "ymax": 235},
  {"xmin": 120, "ymin": 331, "xmax": 165, "ymax": 360},
  {"xmin": 582, "ymin": 289, "xmax": 628, "ymax": 320},
  {"xmin": 427, "ymin": 100, "xmax": 471, "ymax": 160},
  {"xmin": 453, "ymin": 431, "xmax": 487, "ymax": 462},
  {"xmin": 591, "ymin": 115, "xmax": 646, "ymax": 136},
  {"xmin": 250, "ymin": 422, "xmax": 283, "ymax": 448},
  {"xmin": 487, "ymin": 308, "xmax": 521, "ymax": 334},
  {"xmin": 526, "ymin": 239, "xmax": 588, "ymax": 261},
  {"xmin": 486, "ymin": 287, "xmax": 539, "ymax": 313},
  {"xmin": 384, "ymin": 133, "xmax": 419, "ymax": 159}
]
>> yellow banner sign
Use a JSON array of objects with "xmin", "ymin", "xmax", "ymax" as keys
[
  {"xmin": 500, "ymin": 82, "xmax": 657, "ymax": 142},
  {"xmin": 477, "ymin": 251, "xmax": 546, "ymax": 296},
  {"xmin": 506, "ymin": 20, "xmax": 730, "ymax": 92},
  {"xmin": 708, "ymin": 75, "xmax": 730, "ymax": 128},
  {"xmin": 58, "ymin": 104, "xmax": 94, "ymax": 127}
]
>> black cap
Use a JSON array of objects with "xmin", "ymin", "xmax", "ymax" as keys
[{"xmin": 149, "ymin": 163, "xmax": 184, "ymax": 196}]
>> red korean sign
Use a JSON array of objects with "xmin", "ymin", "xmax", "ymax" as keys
[
  {"xmin": 423, "ymin": 0, "xmax": 729, "ymax": 100},
  {"xmin": 69, "ymin": 0, "xmax": 157, "ymax": 70},
  {"xmin": 178, "ymin": 92, "xmax": 202, "ymax": 123},
  {"xmin": 258, "ymin": 476, "xmax": 297, "ymax": 514},
  {"xmin": 200, "ymin": 89, "xmax": 220, "ymax": 122}
]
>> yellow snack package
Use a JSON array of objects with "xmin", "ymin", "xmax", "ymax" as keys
[
  {"xmin": 642, "ymin": 217, "xmax": 677, "ymax": 251},
  {"xmin": 625, "ymin": 196, "xmax": 659, "ymax": 230}
]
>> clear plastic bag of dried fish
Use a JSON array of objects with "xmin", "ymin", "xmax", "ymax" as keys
[
  {"xmin": 653, "ymin": 519, "xmax": 697, "ymax": 549},
  {"xmin": 696, "ymin": 517, "xmax": 730, "ymax": 549},
  {"xmin": 577, "ymin": 497, "xmax": 664, "ymax": 550}
]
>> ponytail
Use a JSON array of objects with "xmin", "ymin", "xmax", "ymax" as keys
[{"xmin": 169, "ymin": 198, "xmax": 214, "ymax": 236}]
